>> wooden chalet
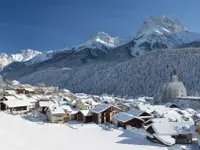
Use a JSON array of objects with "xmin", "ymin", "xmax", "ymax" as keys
[
  {"xmin": 76, "ymin": 110, "xmax": 93, "ymax": 123},
  {"xmin": 91, "ymin": 104, "xmax": 121, "ymax": 124},
  {"xmin": 113, "ymin": 112, "xmax": 144, "ymax": 129}
]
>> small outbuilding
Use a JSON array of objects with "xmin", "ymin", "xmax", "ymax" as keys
[{"xmin": 76, "ymin": 110, "xmax": 93, "ymax": 123}]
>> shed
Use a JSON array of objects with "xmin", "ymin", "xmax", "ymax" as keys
[{"xmin": 76, "ymin": 110, "xmax": 92, "ymax": 123}]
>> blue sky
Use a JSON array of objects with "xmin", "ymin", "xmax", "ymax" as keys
[{"xmin": 0, "ymin": 0, "xmax": 200, "ymax": 53}]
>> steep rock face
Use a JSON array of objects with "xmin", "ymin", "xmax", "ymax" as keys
[{"xmin": 130, "ymin": 16, "xmax": 200, "ymax": 56}]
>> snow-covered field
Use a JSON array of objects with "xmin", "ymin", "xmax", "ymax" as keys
[{"xmin": 0, "ymin": 112, "xmax": 198, "ymax": 150}]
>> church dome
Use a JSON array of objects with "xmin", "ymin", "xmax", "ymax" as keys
[{"xmin": 165, "ymin": 74, "xmax": 187, "ymax": 99}]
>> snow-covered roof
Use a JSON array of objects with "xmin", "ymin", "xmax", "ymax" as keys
[
  {"xmin": 127, "ymin": 109, "xmax": 144, "ymax": 116},
  {"xmin": 151, "ymin": 121, "xmax": 195, "ymax": 136},
  {"xmin": 48, "ymin": 105, "xmax": 65, "ymax": 114},
  {"xmin": 71, "ymin": 108, "xmax": 79, "ymax": 114},
  {"xmin": 27, "ymin": 97, "xmax": 37, "ymax": 103},
  {"xmin": 24, "ymin": 87, "xmax": 35, "ymax": 92},
  {"xmin": 79, "ymin": 110, "xmax": 92, "ymax": 116},
  {"xmin": 77, "ymin": 98, "xmax": 99, "ymax": 106},
  {"xmin": 13, "ymin": 94, "xmax": 28, "ymax": 100},
  {"xmin": 136, "ymin": 104, "xmax": 155, "ymax": 113},
  {"xmin": 151, "ymin": 118, "xmax": 169, "ymax": 123},
  {"xmin": 68, "ymin": 100, "xmax": 76, "ymax": 106},
  {"xmin": 3, "ymin": 98, "xmax": 31, "ymax": 108},
  {"xmin": 39, "ymin": 101, "xmax": 51, "ymax": 107},
  {"xmin": 113, "ymin": 112, "xmax": 135, "ymax": 123},
  {"xmin": 91, "ymin": 104, "xmax": 120, "ymax": 113},
  {"xmin": 61, "ymin": 105, "xmax": 72, "ymax": 112},
  {"xmin": 165, "ymin": 102, "xmax": 180, "ymax": 108},
  {"xmin": 5, "ymin": 90, "xmax": 16, "ymax": 95},
  {"xmin": 153, "ymin": 134, "xmax": 175, "ymax": 146}
]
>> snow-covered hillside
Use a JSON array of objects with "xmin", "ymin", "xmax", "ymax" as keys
[
  {"xmin": 0, "ymin": 49, "xmax": 41, "ymax": 69},
  {"xmin": 131, "ymin": 16, "xmax": 200, "ymax": 56}
]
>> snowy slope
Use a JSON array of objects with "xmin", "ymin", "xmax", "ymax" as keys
[
  {"xmin": 0, "ymin": 49, "xmax": 42, "ymax": 69},
  {"xmin": 0, "ymin": 112, "xmax": 171, "ymax": 150},
  {"xmin": 131, "ymin": 16, "xmax": 200, "ymax": 56}
]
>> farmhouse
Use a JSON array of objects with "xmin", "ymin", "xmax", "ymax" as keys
[{"xmin": 91, "ymin": 104, "xmax": 121, "ymax": 124}]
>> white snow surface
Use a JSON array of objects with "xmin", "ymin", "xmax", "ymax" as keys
[{"xmin": 0, "ymin": 112, "xmax": 172, "ymax": 150}]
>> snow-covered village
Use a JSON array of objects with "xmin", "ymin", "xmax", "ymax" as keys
[
  {"xmin": 0, "ymin": 72, "xmax": 200, "ymax": 150},
  {"xmin": 1, "ymin": 1, "xmax": 200, "ymax": 150}
]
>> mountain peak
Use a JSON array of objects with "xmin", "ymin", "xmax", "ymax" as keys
[
  {"xmin": 73, "ymin": 31, "xmax": 123, "ymax": 51},
  {"xmin": 0, "ymin": 49, "xmax": 42, "ymax": 69},
  {"xmin": 136, "ymin": 16, "xmax": 188, "ymax": 37},
  {"xmin": 130, "ymin": 16, "xmax": 200, "ymax": 57},
  {"xmin": 88, "ymin": 31, "xmax": 117, "ymax": 47}
]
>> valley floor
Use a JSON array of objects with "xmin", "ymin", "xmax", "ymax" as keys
[{"xmin": 0, "ymin": 112, "xmax": 198, "ymax": 150}]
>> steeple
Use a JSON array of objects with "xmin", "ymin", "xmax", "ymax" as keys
[{"xmin": 172, "ymin": 69, "xmax": 179, "ymax": 82}]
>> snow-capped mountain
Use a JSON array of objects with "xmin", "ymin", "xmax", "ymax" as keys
[
  {"xmin": 130, "ymin": 16, "xmax": 200, "ymax": 56},
  {"xmin": 74, "ymin": 31, "xmax": 128, "ymax": 52},
  {"xmin": 0, "ymin": 49, "xmax": 42, "ymax": 69}
]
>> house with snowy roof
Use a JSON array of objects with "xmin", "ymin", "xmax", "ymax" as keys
[
  {"xmin": 112, "ymin": 112, "xmax": 144, "ymax": 129},
  {"xmin": 1, "ymin": 96, "xmax": 31, "ymax": 113},
  {"xmin": 35, "ymin": 95, "xmax": 51, "ymax": 113},
  {"xmin": 59, "ymin": 105, "xmax": 79, "ymax": 122},
  {"xmin": 76, "ymin": 110, "xmax": 93, "ymax": 123},
  {"xmin": 146, "ymin": 121, "xmax": 195, "ymax": 146},
  {"xmin": 75, "ymin": 98, "xmax": 99, "ymax": 110},
  {"xmin": 46, "ymin": 105, "xmax": 66, "ymax": 123},
  {"xmin": 91, "ymin": 104, "xmax": 121, "ymax": 124}
]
